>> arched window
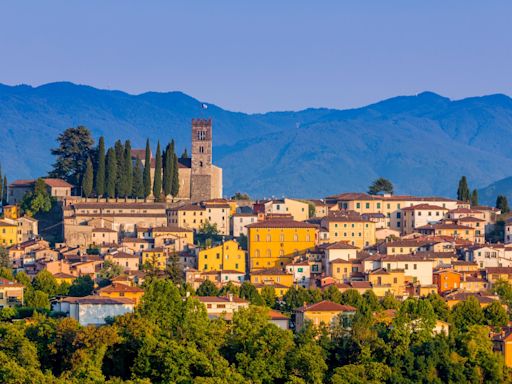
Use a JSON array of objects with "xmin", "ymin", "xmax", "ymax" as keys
[
  {"xmin": 293, "ymin": 234, "xmax": 298, "ymax": 241},
  {"xmin": 306, "ymin": 234, "xmax": 310, "ymax": 242},
  {"xmin": 255, "ymin": 250, "xmax": 260, "ymax": 257},
  {"xmin": 279, "ymin": 250, "xmax": 284, "ymax": 257},
  {"xmin": 266, "ymin": 249, "xmax": 271, "ymax": 257},
  {"xmin": 266, "ymin": 234, "xmax": 271, "ymax": 242},
  {"xmin": 256, "ymin": 234, "xmax": 260, "ymax": 241},
  {"xmin": 280, "ymin": 234, "xmax": 285, "ymax": 242}
]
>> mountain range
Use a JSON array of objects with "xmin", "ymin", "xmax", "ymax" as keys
[{"xmin": 0, "ymin": 82, "xmax": 511, "ymax": 204}]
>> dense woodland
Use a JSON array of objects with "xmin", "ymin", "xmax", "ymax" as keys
[
  {"xmin": 49, "ymin": 126, "xmax": 181, "ymax": 200},
  {"xmin": 1, "ymin": 264, "xmax": 512, "ymax": 383}
]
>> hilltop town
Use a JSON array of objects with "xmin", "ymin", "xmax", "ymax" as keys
[{"xmin": 1, "ymin": 118, "xmax": 512, "ymax": 382}]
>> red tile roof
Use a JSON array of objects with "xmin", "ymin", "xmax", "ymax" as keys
[
  {"xmin": 296, "ymin": 300, "xmax": 356, "ymax": 312},
  {"xmin": 246, "ymin": 220, "xmax": 317, "ymax": 229}
]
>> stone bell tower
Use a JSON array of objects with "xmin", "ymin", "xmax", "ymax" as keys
[{"xmin": 190, "ymin": 118, "xmax": 213, "ymax": 201}]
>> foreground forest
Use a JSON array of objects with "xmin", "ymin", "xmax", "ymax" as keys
[{"xmin": 2, "ymin": 277, "xmax": 512, "ymax": 384}]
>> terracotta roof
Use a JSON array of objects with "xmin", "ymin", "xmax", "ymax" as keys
[
  {"xmin": 122, "ymin": 238, "xmax": 153, "ymax": 244},
  {"xmin": 52, "ymin": 272, "xmax": 76, "ymax": 279},
  {"xmin": 62, "ymin": 295, "xmax": 135, "ymax": 305},
  {"xmin": 98, "ymin": 284, "xmax": 144, "ymax": 293},
  {"xmin": 170, "ymin": 204, "xmax": 205, "ymax": 211},
  {"xmin": 194, "ymin": 295, "xmax": 248, "ymax": 304},
  {"xmin": 0, "ymin": 278, "xmax": 24, "ymax": 288},
  {"xmin": 381, "ymin": 254, "xmax": 434, "ymax": 262},
  {"xmin": 251, "ymin": 268, "xmax": 292, "ymax": 276},
  {"xmin": 72, "ymin": 202, "xmax": 166, "ymax": 210},
  {"xmin": 416, "ymin": 223, "xmax": 474, "ymax": 230},
  {"xmin": 457, "ymin": 216, "xmax": 485, "ymax": 222},
  {"xmin": 92, "ymin": 227, "xmax": 117, "ymax": 233},
  {"xmin": 151, "ymin": 226, "xmax": 193, "ymax": 233},
  {"xmin": 296, "ymin": 300, "xmax": 356, "ymax": 312},
  {"xmin": 324, "ymin": 241, "xmax": 359, "ymax": 250},
  {"xmin": 267, "ymin": 309, "xmax": 289, "ymax": 320},
  {"xmin": 472, "ymin": 205, "xmax": 500, "ymax": 212},
  {"xmin": 246, "ymin": 220, "xmax": 317, "ymax": 229},
  {"xmin": 0, "ymin": 220, "xmax": 17, "ymax": 227},
  {"xmin": 325, "ymin": 192, "xmax": 458, "ymax": 203},
  {"xmin": 486, "ymin": 267, "xmax": 512, "ymax": 275},
  {"xmin": 43, "ymin": 178, "xmax": 73, "ymax": 188},
  {"xmin": 330, "ymin": 258, "xmax": 353, "ymax": 264},
  {"xmin": 130, "ymin": 148, "xmax": 148, "ymax": 160},
  {"xmin": 253, "ymin": 282, "xmax": 290, "ymax": 289},
  {"xmin": 349, "ymin": 281, "xmax": 372, "ymax": 289},
  {"xmin": 110, "ymin": 251, "xmax": 139, "ymax": 259}
]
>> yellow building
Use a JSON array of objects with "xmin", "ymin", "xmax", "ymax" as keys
[
  {"xmin": 53, "ymin": 272, "xmax": 77, "ymax": 285},
  {"xmin": 416, "ymin": 222, "xmax": 476, "ymax": 243},
  {"xmin": 3, "ymin": 205, "xmax": 19, "ymax": 220},
  {"xmin": 141, "ymin": 248, "xmax": 168, "ymax": 270},
  {"xmin": 151, "ymin": 226, "xmax": 194, "ymax": 250},
  {"xmin": 198, "ymin": 240, "xmax": 246, "ymax": 273},
  {"xmin": 250, "ymin": 268, "xmax": 294, "ymax": 287},
  {"xmin": 367, "ymin": 268, "xmax": 406, "ymax": 296},
  {"xmin": 0, "ymin": 220, "xmax": 18, "ymax": 247},
  {"xmin": 167, "ymin": 204, "xmax": 207, "ymax": 231},
  {"xmin": 247, "ymin": 219, "xmax": 317, "ymax": 270},
  {"xmin": 321, "ymin": 215, "xmax": 376, "ymax": 249},
  {"xmin": 0, "ymin": 278, "xmax": 24, "ymax": 307},
  {"xmin": 98, "ymin": 283, "xmax": 144, "ymax": 305},
  {"xmin": 295, "ymin": 300, "xmax": 356, "ymax": 331}
]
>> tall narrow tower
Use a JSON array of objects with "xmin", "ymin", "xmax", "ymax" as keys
[{"xmin": 190, "ymin": 118, "xmax": 213, "ymax": 201}]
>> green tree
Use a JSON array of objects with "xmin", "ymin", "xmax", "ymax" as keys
[
  {"xmin": 2, "ymin": 176, "xmax": 7, "ymax": 206},
  {"xmin": 496, "ymin": 195, "xmax": 510, "ymax": 213},
  {"xmin": 470, "ymin": 188, "xmax": 479, "ymax": 206},
  {"xmin": 123, "ymin": 140, "xmax": 133, "ymax": 197},
  {"xmin": 181, "ymin": 148, "xmax": 189, "ymax": 158},
  {"xmin": 153, "ymin": 141, "xmax": 162, "ymax": 200},
  {"xmin": 163, "ymin": 141, "xmax": 174, "ymax": 197},
  {"xmin": 95, "ymin": 136, "xmax": 106, "ymax": 196},
  {"xmin": 239, "ymin": 282, "xmax": 265, "ymax": 306},
  {"xmin": 451, "ymin": 296, "xmax": 485, "ymax": 332},
  {"xmin": 171, "ymin": 152, "xmax": 180, "ymax": 198},
  {"xmin": 82, "ymin": 157, "xmax": 94, "ymax": 197},
  {"xmin": 261, "ymin": 286, "xmax": 277, "ymax": 307},
  {"xmin": 32, "ymin": 270, "xmax": 58, "ymax": 296},
  {"xmin": 0, "ymin": 247, "xmax": 9, "ymax": 269},
  {"xmin": 114, "ymin": 140, "xmax": 126, "ymax": 197},
  {"xmin": 20, "ymin": 178, "xmax": 53, "ymax": 216},
  {"xmin": 322, "ymin": 285, "xmax": 342, "ymax": 303},
  {"xmin": 381, "ymin": 292, "xmax": 401, "ymax": 310},
  {"xmin": 483, "ymin": 301, "xmax": 508, "ymax": 327},
  {"xmin": 368, "ymin": 178, "xmax": 393, "ymax": 195},
  {"xmin": 97, "ymin": 260, "xmax": 123, "ymax": 285},
  {"xmin": 196, "ymin": 280, "xmax": 219, "ymax": 296},
  {"xmin": 49, "ymin": 126, "xmax": 94, "ymax": 186},
  {"xmin": 331, "ymin": 362, "xmax": 392, "ymax": 384},
  {"xmin": 457, "ymin": 176, "xmax": 471, "ymax": 202},
  {"xmin": 68, "ymin": 275, "xmax": 94, "ymax": 297},
  {"xmin": 165, "ymin": 252, "xmax": 183, "ymax": 284},
  {"xmin": 105, "ymin": 148, "xmax": 117, "ymax": 198},
  {"xmin": 0, "ymin": 267, "xmax": 14, "ymax": 280},
  {"xmin": 132, "ymin": 157, "xmax": 144, "ymax": 198},
  {"xmin": 143, "ymin": 139, "xmax": 152, "ymax": 198},
  {"xmin": 231, "ymin": 192, "xmax": 250, "ymax": 200},
  {"xmin": 218, "ymin": 282, "xmax": 240, "ymax": 297},
  {"xmin": 14, "ymin": 271, "xmax": 31, "ymax": 287},
  {"xmin": 25, "ymin": 290, "xmax": 50, "ymax": 310}
]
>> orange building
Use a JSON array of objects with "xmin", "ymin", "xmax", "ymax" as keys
[{"xmin": 433, "ymin": 269, "xmax": 461, "ymax": 294}]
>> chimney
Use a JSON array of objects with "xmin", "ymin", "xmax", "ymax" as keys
[{"xmin": 228, "ymin": 293, "xmax": 233, "ymax": 302}]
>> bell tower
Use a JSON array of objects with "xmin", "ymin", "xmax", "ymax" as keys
[{"xmin": 190, "ymin": 118, "xmax": 213, "ymax": 201}]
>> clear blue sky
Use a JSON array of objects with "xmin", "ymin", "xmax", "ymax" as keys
[{"xmin": 1, "ymin": 1, "xmax": 511, "ymax": 113}]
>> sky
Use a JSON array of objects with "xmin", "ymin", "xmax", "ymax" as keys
[{"xmin": 0, "ymin": 1, "xmax": 511, "ymax": 113}]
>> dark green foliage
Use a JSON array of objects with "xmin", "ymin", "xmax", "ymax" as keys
[
  {"xmin": 114, "ymin": 140, "xmax": 125, "ymax": 197},
  {"xmin": 483, "ymin": 301, "xmax": 508, "ymax": 327},
  {"xmin": 162, "ymin": 141, "xmax": 173, "ymax": 197},
  {"xmin": 0, "ymin": 247, "xmax": 9, "ymax": 269},
  {"xmin": 196, "ymin": 280, "xmax": 219, "ymax": 296},
  {"xmin": 123, "ymin": 140, "xmax": 133, "ymax": 197},
  {"xmin": 132, "ymin": 157, "xmax": 144, "ymax": 198},
  {"xmin": 496, "ymin": 194, "xmax": 510, "ymax": 213},
  {"xmin": 231, "ymin": 192, "xmax": 250, "ymax": 200},
  {"xmin": 239, "ymin": 282, "xmax": 265, "ymax": 306},
  {"xmin": 95, "ymin": 136, "xmax": 106, "ymax": 196},
  {"xmin": 457, "ymin": 176, "xmax": 471, "ymax": 202},
  {"xmin": 82, "ymin": 157, "xmax": 94, "ymax": 197},
  {"xmin": 143, "ymin": 139, "xmax": 151, "ymax": 198},
  {"xmin": 470, "ymin": 188, "xmax": 479, "ymax": 206},
  {"xmin": 171, "ymin": 152, "xmax": 180, "ymax": 197},
  {"xmin": 20, "ymin": 178, "xmax": 53, "ymax": 216},
  {"xmin": 181, "ymin": 148, "xmax": 189, "ymax": 159},
  {"xmin": 368, "ymin": 177, "xmax": 394, "ymax": 195},
  {"xmin": 68, "ymin": 275, "xmax": 94, "ymax": 297},
  {"xmin": 105, "ymin": 148, "xmax": 117, "ymax": 198},
  {"xmin": 451, "ymin": 296, "xmax": 485, "ymax": 332},
  {"xmin": 32, "ymin": 270, "xmax": 58, "ymax": 297},
  {"xmin": 153, "ymin": 141, "xmax": 162, "ymax": 200},
  {"xmin": 49, "ymin": 126, "xmax": 94, "ymax": 186}
]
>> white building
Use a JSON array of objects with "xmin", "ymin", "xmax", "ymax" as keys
[
  {"xmin": 286, "ymin": 261, "xmax": 311, "ymax": 288},
  {"xmin": 506, "ymin": 218, "xmax": 512, "ymax": 244},
  {"xmin": 320, "ymin": 241, "xmax": 358, "ymax": 276},
  {"xmin": 53, "ymin": 295, "xmax": 135, "ymax": 326},
  {"xmin": 379, "ymin": 254, "xmax": 434, "ymax": 286},
  {"xmin": 465, "ymin": 245, "xmax": 512, "ymax": 269},
  {"xmin": 231, "ymin": 213, "xmax": 258, "ymax": 237}
]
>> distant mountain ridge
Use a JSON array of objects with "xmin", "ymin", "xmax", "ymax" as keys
[{"xmin": 0, "ymin": 82, "xmax": 511, "ymax": 198}]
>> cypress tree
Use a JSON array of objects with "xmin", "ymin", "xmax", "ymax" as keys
[
  {"xmin": 181, "ymin": 148, "xmax": 189, "ymax": 159},
  {"xmin": 82, "ymin": 157, "xmax": 94, "ymax": 198},
  {"xmin": 153, "ymin": 141, "xmax": 162, "ymax": 200},
  {"xmin": 133, "ymin": 157, "xmax": 144, "ymax": 198},
  {"xmin": 496, "ymin": 195, "xmax": 510, "ymax": 213},
  {"xmin": 2, "ymin": 176, "xmax": 7, "ymax": 206},
  {"xmin": 114, "ymin": 140, "xmax": 125, "ymax": 197},
  {"xmin": 457, "ymin": 176, "xmax": 470, "ymax": 202},
  {"xmin": 106, "ymin": 148, "xmax": 117, "ymax": 198},
  {"xmin": 95, "ymin": 136, "xmax": 106, "ymax": 197},
  {"xmin": 143, "ymin": 139, "xmax": 152, "ymax": 198},
  {"xmin": 163, "ymin": 142, "xmax": 173, "ymax": 197},
  {"xmin": 470, "ymin": 189, "xmax": 479, "ymax": 207},
  {"xmin": 171, "ymin": 152, "xmax": 180, "ymax": 198},
  {"xmin": 123, "ymin": 140, "xmax": 133, "ymax": 197}
]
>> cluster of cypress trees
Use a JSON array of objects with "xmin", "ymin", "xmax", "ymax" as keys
[
  {"xmin": 82, "ymin": 137, "xmax": 179, "ymax": 200},
  {"xmin": 456, "ymin": 176, "xmax": 478, "ymax": 206}
]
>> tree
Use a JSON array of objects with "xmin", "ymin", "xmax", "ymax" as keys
[
  {"xmin": 196, "ymin": 280, "xmax": 219, "ymax": 296},
  {"xmin": 25, "ymin": 290, "xmax": 50, "ymax": 310},
  {"xmin": 95, "ymin": 136, "xmax": 106, "ymax": 196},
  {"xmin": 143, "ymin": 139, "xmax": 152, "ymax": 198},
  {"xmin": 496, "ymin": 195, "xmax": 510, "ymax": 213},
  {"xmin": 82, "ymin": 157, "xmax": 94, "ymax": 197},
  {"xmin": 0, "ymin": 247, "xmax": 9, "ymax": 269},
  {"xmin": 105, "ymin": 148, "xmax": 117, "ymax": 198},
  {"xmin": 239, "ymin": 282, "xmax": 265, "ymax": 306},
  {"xmin": 163, "ymin": 141, "xmax": 174, "ymax": 197},
  {"xmin": 131, "ymin": 157, "xmax": 144, "ymax": 199},
  {"xmin": 153, "ymin": 141, "xmax": 162, "ymax": 200},
  {"xmin": 261, "ymin": 286, "xmax": 277, "ymax": 307},
  {"xmin": 171, "ymin": 152, "xmax": 180, "ymax": 198},
  {"xmin": 181, "ymin": 148, "xmax": 189, "ymax": 159},
  {"xmin": 231, "ymin": 192, "xmax": 250, "ymax": 200},
  {"xmin": 123, "ymin": 140, "xmax": 133, "ymax": 197},
  {"xmin": 68, "ymin": 275, "xmax": 94, "ymax": 297},
  {"xmin": 1, "ymin": 176, "xmax": 6, "ymax": 206},
  {"xmin": 483, "ymin": 301, "xmax": 508, "ymax": 327},
  {"xmin": 165, "ymin": 252, "xmax": 183, "ymax": 284},
  {"xmin": 97, "ymin": 260, "xmax": 123, "ymax": 284},
  {"xmin": 470, "ymin": 189, "xmax": 479, "ymax": 206},
  {"xmin": 20, "ymin": 178, "xmax": 52, "ymax": 216},
  {"xmin": 457, "ymin": 176, "xmax": 470, "ymax": 202},
  {"xmin": 451, "ymin": 296, "xmax": 485, "ymax": 332},
  {"xmin": 114, "ymin": 140, "xmax": 126, "ymax": 197},
  {"xmin": 49, "ymin": 126, "xmax": 94, "ymax": 186},
  {"xmin": 368, "ymin": 178, "xmax": 393, "ymax": 195},
  {"xmin": 32, "ymin": 270, "xmax": 58, "ymax": 297}
]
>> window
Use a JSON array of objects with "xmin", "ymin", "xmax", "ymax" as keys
[
  {"xmin": 356, "ymin": 203, "xmax": 360, "ymax": 209},
  {"xmin": 365, "ymin": 203, "xmax": 370, "ymax": 209},
  {"xmin": 197, "ymin": 130, "xmax": 206, "ymax": 140},
  {"xmin": 280, "ymin": 234, "xmax": 285, "ymax": 241},
  {"xmin": 413, "ymin": 264, "xmax": 417, "ymax": 270},
  {"xmin": 405, "ymin": 264, "xmax": 408, "ymax": 270},
  {"xmin": 298, "ymin": 267, "xmax": 303, "ymax": 272},
  {"xmin": 293, "ymin": 234, "xmax": 298, "ymax": 241}
]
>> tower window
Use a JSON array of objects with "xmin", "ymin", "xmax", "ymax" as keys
[
  {"xmin": 197, "ymin": 131, "xmax": 206, "ymax": 140},
  {"xmin": 199, "ymin": 146, "xmax": 204, "ymax": 153},
  {"xmin": 199, "ymin": 161, "xmax": 203, "ymax": 167}
]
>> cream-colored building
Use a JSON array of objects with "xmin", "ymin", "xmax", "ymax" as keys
[
  {"xmin": 167, "ymin": 200, "xmax": 230, "ymax": 235},
  {"xmin": 401, "ymin": 204, "xmax": 448, "ymax": 234},
  {"xmin": 254, "ymin": 198, "xmax": 310, "ymax": 222},
  {"xmin": 320, "ymin": 213, "xmax": 376, "ymax": 249},
  {"xmin": 231, "ymin": 213, "xmax": 258, "ymax": 237}
]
